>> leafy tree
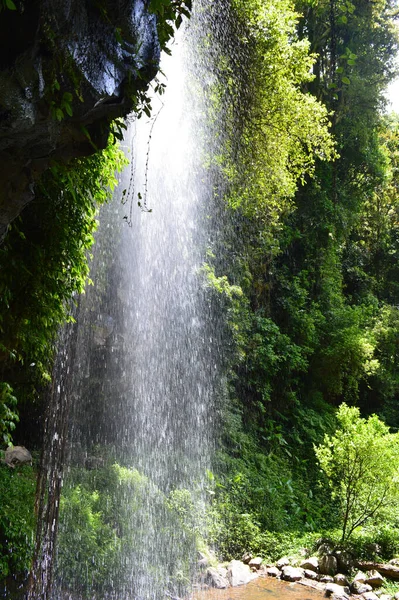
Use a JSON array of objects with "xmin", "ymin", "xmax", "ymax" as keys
[
  {"xmin": 315, "ymin": 403, "xmax": 399, "ymax": 542},
  {"xmin": 199, "ymin": 0, "xmax": 335, "ymax": 223},
  {"xmin": 342, "ymin": 116, "xmax": 399, "ymax": 306}
]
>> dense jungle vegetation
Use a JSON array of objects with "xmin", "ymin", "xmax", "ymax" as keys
[
  {"xmin": 1, "ymin": 0, "xmax": 399, "ymax": 593},
  {"xmin": 200, "ymin": 0, "xmax": 399, "ymax": 562}
]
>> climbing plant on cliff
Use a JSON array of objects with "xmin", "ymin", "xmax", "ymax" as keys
[
  {"xmin": 149, "ymin": 0, "xmax": 192, "ymax": 52},
  {"xmin": 0, "ymin": 142, "xmax": 127, "ymax": 445}
]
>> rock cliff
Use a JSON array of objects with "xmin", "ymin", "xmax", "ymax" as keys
[{"xmin": 0, "ymin": 0, "xmax": 160, "ymax": 241}]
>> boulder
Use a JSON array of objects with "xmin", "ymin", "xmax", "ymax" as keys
[
  {"xmin": 320, "ymin": 555, "xmax": 338, "ymax": 576},
  {"xmin": 281, "ymin": 566, "xmax": 305, "ymax": 582},
  {"xmin": 300, "ymin": 557, "xmax": 319, "ymax": 571},
  {"xmin": 351, "ymin": 582, "xmax": 373, "ymax": 594},
  {"xmin": 325, "ymin": 583, "xmax": 350, "ymax": 599},
  {"xmin": 334, "ymin": 574, "xmax": 349, "ymax": 586},
  {"xmin": 266, "ymin": 566, "xmax": 281, "ymax": 577},
  {"xmin": 365, "ymin": 570, "xmax": 384, "ymax": 589},
  {"xmin": 379, "ymin": 595, "xmax": 392, "ymax": 600},
  {"xmin": 355, "ymin": 562, "xmax": 399, "ymax": 581},
  {"xmin": 304, "ymin": 569, "xmax": 318, "ymax": 580},
  {"xmin": 353, "ymin": 571, "xmax": 368, "ymax": 584},
  {"xmin": 335, "ymin": 551, "xmax": 354, "ymax": 574},
  {"xmin": 395, "ymin": 593, "xmax": 399, "ymax": 600},
  {"xmin": 276, "ymin": 556, "xmax": 290, "ymax": 569},
  {"xmin": 4, "ymin": 445, "xmax": 32, "ymax": 468},
  {"xmin": 242, "ymin": 552, "xmax": 252, "ymax": 564},
  {"xmin": 298, "ymin": 578, "xmax": 325, "ymax": 591},
  {"xmin": 320, "ymin": 575, "xmax": 334, "ymax": 583},
  {"xmin": 249, "ymin": 557, "xmax": 263, "ymax": 570},
  {"xmin": 227, "ymin": 560, "xmax": 258, "ymax": 587},
  {"xmin": 198, "ymin": 557, "xmax": 209, "ymax": 569},
  {"xmin": 362, "ymin": 592, "xmax": 379, "ymax": 600},
  {"xmin": 206, "ymin": 567, "xmax": 229, "ymax": 589}
]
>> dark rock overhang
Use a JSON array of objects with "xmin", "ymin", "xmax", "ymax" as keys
[{"xmin": 0, "ymin": 0, "xmax": 161, "ymax": 241}]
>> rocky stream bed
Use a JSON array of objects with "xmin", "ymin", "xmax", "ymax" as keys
[{"xmin": 194, "ymin": 549, "xmax": 399, "ymax": 600}]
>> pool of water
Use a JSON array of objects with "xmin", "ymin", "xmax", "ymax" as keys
[{"xmin": 193, "ymin": 576, "xmax": 324, "ymax": 600}]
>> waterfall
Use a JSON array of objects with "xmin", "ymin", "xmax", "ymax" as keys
[{"xmin": 36, "ymin": 8, "xmax": 226, "ymax": 600}]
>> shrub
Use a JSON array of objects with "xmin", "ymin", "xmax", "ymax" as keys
[{"xmin": 0, "ymin": 464, "xmax": 36, "ymax": 580}]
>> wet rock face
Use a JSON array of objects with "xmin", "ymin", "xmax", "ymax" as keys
[{"xmin": 0, "ymin": 0, "xmax": 160, "ymax": 241}]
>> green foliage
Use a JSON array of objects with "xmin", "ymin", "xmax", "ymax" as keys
[
  {"xmin": 201, "ymin": 262, "xmax": 250, "ymax": 364},
  {"xmin": 207, "ymin": 477, "xmax": 326, "ymax": 560},
  {"xmin": 348, "ymin": 524, "xmax": 399, "ymax": 561},
  {"xmin": 196, "ymin": 0, "xmax": 399, "ymax": 561},
  {"xmin": 0, "ymin": 383, "xmax": 18, "ymax": 446},
  {"xmin": 59, "ymin": 484, "xmax": 120, "ymax": 588},
  {"xmin": 167, "ymin": 488, "xmax": 201, "ymax": 535},
  {"xmin": 58, "ymin": 465, "xmax": 143, "ymax": 594},
  {"xmin": 201, "ymin": 0, "xmax": 335, "ymax": 227},
  {"xmin": 205, "ymin": 398, "xmax": 337, "ymax": 559},
  {"xmin": 381, "ymin": 581, "xmax": 399, "ymax": 598},
  {"xmin": 58, "ymin": 464, "xmax": 201, "ymax": 598},
  {"xmin": 315, "ymin": 403, "xmax": 399, "ymax": 542},
  {"xmin": 245, "ymin": 314, "xmax": 308, "ymax": 405},
  {"xmin": 207, "ymin": 503, "xmax": 264, "ymax": 560},
  {"xmin": 311, "ymin": 303, "xmax": 380, "ymax": 402},
  {"xmin": 49, "ymin": 87, "xmax": 74, "ymax": 122},
  {"xmin": 0, "ymin": 464, "xmax": 36, "ymax": 580},
  {"xmin": 0, "ymin": 0, "xmax": 16, "ymax": 10},
  {"xmin": 0, "ymin": 141, "xmax": 127, "ymax": 441},
  {"xmin": 149, "ymin": 0, "xmax": 192, "ymax": 53}
]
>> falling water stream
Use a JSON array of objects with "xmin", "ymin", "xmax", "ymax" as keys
[
  {"xmin": 48, "ymin": 9, "xmax": 223, "ymax": 600},
  {"xmin": 25, "ymin": 4, "xmax": 336, "ymax": 600}
]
